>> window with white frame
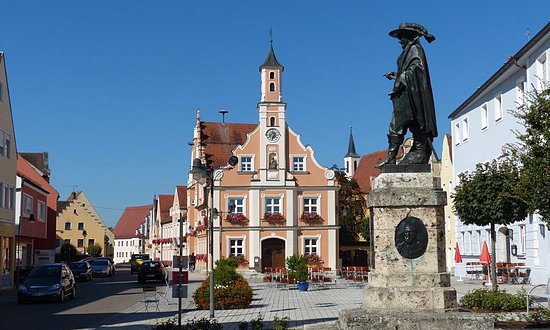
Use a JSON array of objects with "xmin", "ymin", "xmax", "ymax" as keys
[
  {"xmin": 494, "ymin": 95, "xmax": 503, "ymax": 121},
  {"xmin": 481, "ymin": 104, "xmax": 488, "ymax": 130},
  {"xmin": 65, "ymin": 222, "xmax": 71, "ymax": 230},
  {"xmin": 0, "ymin": 131, "xmax": 10, "ymax": 159},
  {"xmin": 304, "ymin": 238, "xmax": 318, "ymax": 255},
  {"xmin": 265, "ymin": 197, "xmax": 281, "ymax": 214},
  {"xmin": 467, "ymin": 231, "xmax": 472, "ymax": 254},
  {"xmin": 38, "ymin": 201, "xmax": 46, "ymax": 221},
  {"xmin": 303, "ymin": 197, "xmax": 318, "ymax": 214},
  {"xmin": 240, "ymin": 156, "xmax": 253, "ymax": 172},
  {"xmin": 537, "ymin": 53, "xmax": 548, "ymax": 85},
  {"xmin": 519, "ymin": 224, "xmax": 526, "ymax": 254},
  {"xmin": 228, "ymin": 197, "xmax": 244, "ymax": 214},
  {"xmin": 23, "ymin": 194, "xmax": 33, "ymax": 217},
  {"xmin": 229, "ymin": 238, "xmax": 244, "ymax": 256},
  {"xmin": 3, "ymin": 184, "xmax": 14, "ymax": 210},
  {"xmin": 0, "ymin": 131, "xmax": 4, "ymax": 157},
  {"xmin": 462, "ymin": 118, "xmax": 469, "ymax": 142},
  {"xmin": 516, "ymin": 80, "xmax": 526, "ymax": 106},
  {"xmin": 0, "ymin": 182, "xmax": 3, "ymax": 208},
  {"xmin": 0, "ymin": 81, "xmax": 4, "ymax": 102},
  {"xmin": 476, "ymin": 230, "xmax": 482, "ymax": 253},
  {"xmin": 454, "ymin": 122, "xmax": 460, "ymax": 145},
  {"xmin": 292, "ymin": 156, "xmax": 305, "ymax": 172}
]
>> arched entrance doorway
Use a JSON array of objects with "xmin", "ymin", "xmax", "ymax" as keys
[{"xmin": 261, "ymin": 238, "xmax": 285, "ymax": 271}]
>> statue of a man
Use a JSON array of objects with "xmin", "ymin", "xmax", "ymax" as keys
[{"xmin": 377, "ymin": 23, "xmax": 437, "ymax": 168}]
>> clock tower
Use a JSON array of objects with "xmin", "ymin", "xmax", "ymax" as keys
[{"xmin": 258, "ymin": 42, "xmax": 287, "ymax": 183}]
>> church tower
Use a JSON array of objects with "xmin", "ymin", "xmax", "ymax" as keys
[
  {"xmin": 258, "ymin": 42, "xmax": 287, "ymax": 182},
  {"xmin": 344, "ymin": 126, "xmax": 360, "ymax": 178}
]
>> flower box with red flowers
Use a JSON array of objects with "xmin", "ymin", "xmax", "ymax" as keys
[
  {"xmin": 300, "ymin": 212, "xmax": 323, "ymax": 223},
  {"xmin": 306, "ymin": 253, "xmax": 323, "ymax": 264},
  {"xmin": 263, "ymin": 212, "xmax": 285, "ymax": 225},
  {"xmin": 225, "ymin": 213, "xmax": 248, "ymax": 226},
  {"xmin": 195, "ymin": 224, "xmax": 207, "ymax": 233}
]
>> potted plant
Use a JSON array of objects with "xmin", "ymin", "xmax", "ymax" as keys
[{"xmin": 286, "ymin": 254, "xmax": 309, "ymax": 291}]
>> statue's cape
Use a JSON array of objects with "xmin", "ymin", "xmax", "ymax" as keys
[{"xmin": 393, "ymin": 38, "xmax": 437, "ymax": 138}]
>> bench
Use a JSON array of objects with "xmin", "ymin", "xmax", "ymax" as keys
[{"xmin": 527, "ymin": 278, "xmax": 550, "ymax": 314}]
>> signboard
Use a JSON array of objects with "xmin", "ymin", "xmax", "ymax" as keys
[
  {"xmin": 35, "ymin": 250, "xmax": 55, "ymax": 265},
  {"xmin": 172, "ymin": 285, "xmax": 188, "ymax": 298},
  {"xmin": 172, "ymin": 255, "xmax": 188, "ymax": 269},
  {"xmin": 172, "ymin": 270, "xmax": 188, "ymax": 284}
]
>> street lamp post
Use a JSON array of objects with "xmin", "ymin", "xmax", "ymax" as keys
[
  {"xmin": 189, "ymin": 156, "xmax": 237, "ymax": 319},
  {"xmin": 178, "ymin": 213, "xmax": 184, "ymax": 327}
]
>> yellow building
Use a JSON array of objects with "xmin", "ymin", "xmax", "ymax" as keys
[
  {"xmin": 56, "ymin": 192, "xmax": 114, "ymax": 257},
  {"xmin": 0, "ymin": 52, "xmax": 17, "ymax": 288}
]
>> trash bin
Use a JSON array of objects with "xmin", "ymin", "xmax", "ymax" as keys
[{"xmin": 254, "ymin": 256, "xmax": 261, "ymax": 272}]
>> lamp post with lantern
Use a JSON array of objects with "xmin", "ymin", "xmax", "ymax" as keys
[{"xmin": 188, "ymin": 156, "xmax": 238, "ymax": 319}]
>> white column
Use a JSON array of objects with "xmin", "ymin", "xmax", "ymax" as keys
[
  {"xmin": 249, "ymin": 189, "xmax": 260, "ymax": 226},
  {"xmin": 286, "ymin": 230, "xmax": 296, "ymax": 258},
  {"xmin": 327, "ymin": 190, "xmax": 336, "ymax": 226},
  {"xmin": 328, "ymin": 229, "xmax": 337, "ymax": 270},
  {"xmin": 286, "ymin": 189, "xmax": 296, "ymax": 226},
  {"xmin": 249, "ymin": 230, "xmax": 260, "ymax": 266}
]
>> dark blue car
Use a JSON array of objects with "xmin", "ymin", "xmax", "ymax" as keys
[
  {"xmin": 69, "ymin": 261, "xmax": 93, "ymax": 281},
  {"xmin": 18, "ymin": 263, "xmax": 76, "ymax": 304}
]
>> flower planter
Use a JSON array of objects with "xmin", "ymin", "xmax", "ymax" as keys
[{"xmin": 297, "ymin": 282, "xmax": 309, "ymax": 291}]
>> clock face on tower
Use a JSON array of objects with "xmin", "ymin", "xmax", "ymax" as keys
[{"xmin": 265, "ymin": 128, "xmax": 281, "ymax": 142}]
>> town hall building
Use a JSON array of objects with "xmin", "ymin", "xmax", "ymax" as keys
[{"xmin": 186, "ymin": 44, "xmax": 339, "ymax": 272}]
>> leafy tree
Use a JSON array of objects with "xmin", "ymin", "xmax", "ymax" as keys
[
  {"xmin": 452, "ymin": 160, "xmax": 528, "ymax": 291},
  {"xmin": 86, "ymin": 244, "xmax": 102, "ymax": 257},
  {"xmin": 332, "ymin": 168, "xmax": 369, "ymax": 244},
  {"xmin": 60, "ymin": 243, "xmax": 79, "ymax": 262},
  {"xmin": 512, "ymin": 87, "xmax": 550, "ymax": 226}
]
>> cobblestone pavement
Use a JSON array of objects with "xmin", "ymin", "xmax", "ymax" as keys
[{"xmin": 96, "ymin": 273, "xmax": 534, "ymax": 330}]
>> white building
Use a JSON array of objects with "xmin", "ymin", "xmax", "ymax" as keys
[
  {"xmin": 113, "ymin": 205, "xmax": 151, "ymax": 264},
  {"xmin": 449, "ymin": 23, "xmax": 549, "ymax": 284}
]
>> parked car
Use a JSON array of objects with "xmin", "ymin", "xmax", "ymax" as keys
[
  {"xmin": 18, "ymin": 263, "xmax": 76, "ymax": 304},
  {"xmin": 69, "ymin": 262, "xmax": 93, "ymax": 281},
  {"xmin": 94, "ymin": 257, "xmax": 115, "ymax": 276},
  {"xmin": 137, "ymin": 260, "xmax": 167, "ymax": 284},
  {"xmin": 91, "ymin": 259, "xmax": 112, "ymax": 277},
  {"xmin": 130, "ymin": 254, "xmax": 150, "ymax": 274}
]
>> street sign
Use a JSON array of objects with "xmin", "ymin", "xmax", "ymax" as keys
[
  {"xmin": 172, "ymin": 285, "xmax": 188, "ymax": 298},
  {"xmin": 173, "ymin": 255, "xmax": 188, "ymax": 269},
  {"xmin": 172, "ymin": 270, "xmax": 188, "ymax": 284}
]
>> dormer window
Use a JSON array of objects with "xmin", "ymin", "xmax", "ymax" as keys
[
  {"xmin": 269, "ymin": 83, "xmax": 275, "ymax": 92},
  {"xmin": 269, "ymin": 72, "xmax": 275, "ymax": 79}
]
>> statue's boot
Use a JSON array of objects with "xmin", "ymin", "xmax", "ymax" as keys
[
  {"xmin": 375, "ymin": 134, "xmax": 404, "ymax": 168},
  {"xmin": 400, "ymin": 134, "xmax": 432, "ymax": 165}
]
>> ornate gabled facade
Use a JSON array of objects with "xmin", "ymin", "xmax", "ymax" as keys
[
  {"xmin": 55, "ymin": 192, "xmax": 114, "ymax": 257},
  {"xmin": 186, "ymin": 45, "xmax": 339, "ymax": 272}
]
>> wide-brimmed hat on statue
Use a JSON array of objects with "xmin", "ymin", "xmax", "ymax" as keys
[{"xmin": 389, "ymin": 23, "xmax": 436, "ymax": 43}]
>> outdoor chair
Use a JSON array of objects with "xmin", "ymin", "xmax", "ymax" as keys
[{"xmin": 142, "ymin": 285, "xmax": 161, "ymax": 312}]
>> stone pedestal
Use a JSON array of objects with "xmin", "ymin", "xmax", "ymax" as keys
[
  {"xmin": 364, "ymin": 169, "xmax": 457, "ymax": 312},
  {"xmin": 337, "ymin": 168, "xmax": 492, "ymax": 329}
]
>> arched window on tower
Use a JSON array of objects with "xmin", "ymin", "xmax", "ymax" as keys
[
  {"xmin": 269, "ymin": 117, "xmax": 276, "ymax": 127},
  {"xmin": 269, "ymin": 72, "xmax": 275, "ymax": 79},
  {"xmin": 269, "ymin": 83, "xmax": 275, "ymax": 92}
]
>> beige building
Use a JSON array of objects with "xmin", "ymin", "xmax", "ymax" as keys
[
  {"xmin": 0, "ymin": 52, "xmax": 17, "ymax": 288},
  {"xmin": 56, "ymin": 192, "xmax": 114, "ymax": 257},
  {"xmin": 440, "ymin": 134, "xmax": 456, "ymax": 271}
]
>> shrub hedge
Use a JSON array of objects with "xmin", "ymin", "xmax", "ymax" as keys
[
  {"xmin": 460, "ymin": 289, "xmax": 531, "ymax": 312},
  {"xmin": 193, "ymin": 276, "xmax": 253, "ymax": 309}
]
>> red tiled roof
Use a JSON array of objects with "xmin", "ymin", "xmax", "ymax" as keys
[
  {"xmin": 353, "ymin": 150, "xmax": 387, "ymax": 194},
  {"xmin": 17, "ymin": 155, "xmax": 51, "ymax": 195},
  {"xmin": 66, "ymin": 191, "xmax": 82, "ymax": 201},
  {"xmin": 158, "ymin": 194, "xmax": 174, "ymax": 224},
  {"xmin": 201, "ymin": 121, "xmax": 257, "ymax": 168},
  {"xmin": 113, "ymin": 205, "xmax": 151, "ymax": 239},
  {"xmin": 176, "ymin": 186, "xmax": 187, "ymax": 208}
]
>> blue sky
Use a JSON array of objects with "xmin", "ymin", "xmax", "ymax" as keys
[{"xmin": 2, "ymin": 1, "xmax": 548, "ymax": 227}]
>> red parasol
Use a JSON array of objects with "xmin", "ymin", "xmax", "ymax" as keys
[
  {"xmin": 480, "ymin": 241, "xmax": 491, "ymax": 264},
  {"xmin": 454, "ymin": 242, "xmax": 463, "ymax": 263}
]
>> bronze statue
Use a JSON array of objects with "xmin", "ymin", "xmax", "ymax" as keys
[{"xmin": 377, "ymin": 23, "xmax": 437, "ymax": 168}]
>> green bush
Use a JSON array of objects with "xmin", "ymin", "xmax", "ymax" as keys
[
  {"xmin": 213, "ymin": 264, "xmax": 238, "ymax": 286},
  {"xmin": 273, "ymin": 316, "xmax": 290, "ymax": 330},
  {"xmin": 156, "ymin": 317, "xmax": 221, "ymax": 329},
  {"xmin": 215, "ymin": 257, "xmax": 240, "ymax": 269},
  {"xmin": 460, "ymin": 288, "xmax": 531, "ymax": 311},
  {"xmin": 86, "ymin": 244, "xmax": 102, "ymax": 257},
  {"xmin": 286, "ymin": 254, "xmax": 308, "ymax": 282}
]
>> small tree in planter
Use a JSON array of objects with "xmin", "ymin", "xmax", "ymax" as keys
[{"xmin": 286, "ymin": 254, "xmax": 309, "ymax": 291}]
